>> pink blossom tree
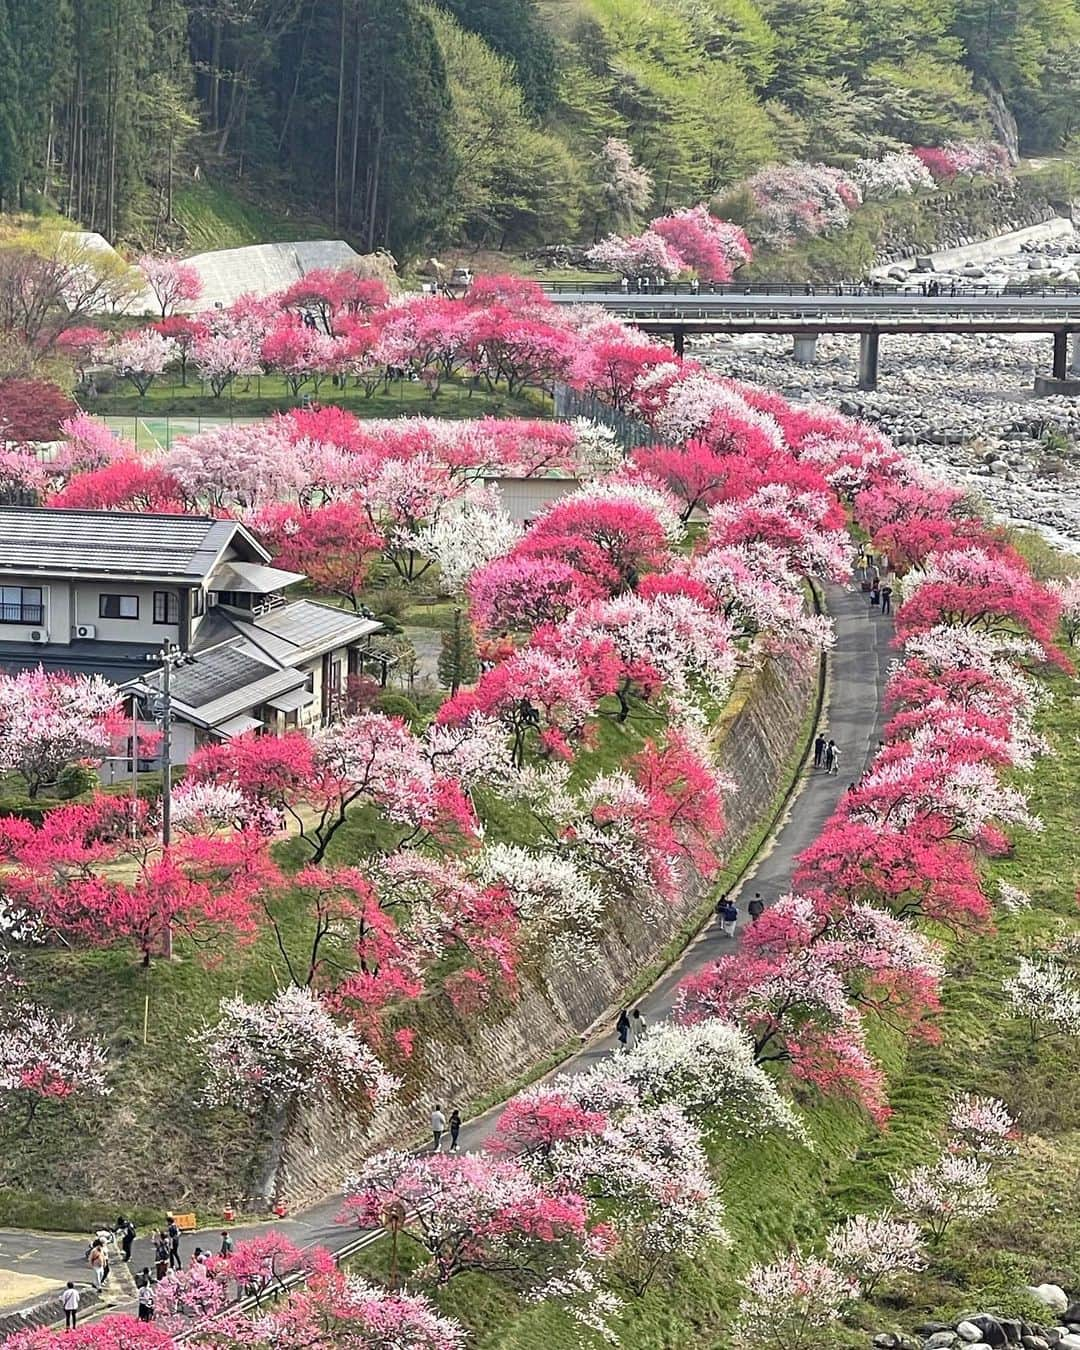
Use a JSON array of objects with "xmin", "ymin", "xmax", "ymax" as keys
[
  {"xmin": 139, "ymin": 255, "xmax": 203, "ymax": 318},
  {"xmin": 585, "ymin": 230, "xmax": 686, "ymax": 282},
  {"xmin": 0, "ymin": 668, "xmax": 126, "ymax": 797},
  {"xmin": 650, "ymin": 206, "xmax": 752, "ymax": 281},
  {"xmin": 100, "ymin": 329, "xmax": 179, "ymax": 397},
  {"xmin": 192, "ymin": 331, "xmax": 260, "ymax": 398},
  {"xmin": 0, "ymin": 1000, "xmax": 109, "ymax": 1125},
  {"xmin": 338, "ymin": 1149, "xmax": 601, "ymax": 1293}
]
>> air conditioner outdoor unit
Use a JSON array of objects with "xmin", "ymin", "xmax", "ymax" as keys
[
  {"xmin": 29, "ymin": 630, "xmax": 48, "ymax": 643},
  {"xmin": 75, "ymin": 624, "xmax": 97, "ymax": 640}
]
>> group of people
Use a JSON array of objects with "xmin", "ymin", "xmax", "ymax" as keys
[
  {"xmin": 615, "ymin": 1007, "xmax": 647, "ymax": 1048},
  {"xmin": 67, "ymin": 1215, "xmax": 233, "ymax": 1330},
  {"xmin": 429, "ymin": 1106, "xmax": 462, "ymax": 1152},
  {"xmin": 860, "ymin": 552, "xmax": 895, "ymax": 616},
  {"xmin": 813, "ymin": 734, "xmax": 842, "ymax": 775}
]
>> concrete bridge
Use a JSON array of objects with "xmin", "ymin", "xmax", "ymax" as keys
[{"xmin": 543, "ymin": 283, "xmax": 1080, "ymax": 391}]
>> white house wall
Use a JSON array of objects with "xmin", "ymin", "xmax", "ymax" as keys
[{"xmin": 487, "ymin": 476, "xmax": 580, "ymax": 526}]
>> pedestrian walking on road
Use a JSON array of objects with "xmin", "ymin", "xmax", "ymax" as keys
[
  {"xmin": 137, "ymin": 1278, "xmax": 155, "ymax": 1323},
  {"xmin": 88, "ymin": 1242, "xmax": 106, "ymax": 1290},
  {"xmin": 813, "ymin": 733, "xmax": 826, "ymax": 768},
  {"xmin": 829, "ymin": 743, "xmax": 841, "ymax": 775},
  {"xmin": 616, "ymin": 1008, "xmax": 631, "ymax": 1050},
  {"xmin": 720, "ymin": 899, "xmax": 738, "ymax": 937},
  {"xmin": 629, "ymin": 1008, "xmax": 646, "ymax": 1047},
  {"xmin": 449, "ymin": 1109, "xmax": 462, "ymax": 1152},
  {"xmin": 714, "ymin": 892, "xmax": 728, "ymax": 924},
  {"xmin": 116, "ymin": 1216, "xmax": 135, "ymax": 1263},
  {"xmin": 748, "ymin": 893, "xmax": 765, "ymax": 922},
  {"xmin": 154, "ymin": 1233, "xmax": 168, "ymax": 1281},
  {"xmin": 824, "ymin": 740, "xmax": 837, "ymax": 774},
  {"xmin": 880, "ymin": 582, "xmax": 892, "ymax": 616},
  {"xmin": 219, "ymin": 1231, "xmax": 233, "ymax": 1258},
  {"xmin": 166, "ymin": 1215, "xmax": 182, "ymax": 1271},
  {"xmin": 63, "ymin": 1283, "xmax": 79, "ymax": 1330},
  {"xmin": 431, "ymin": 1105, "xmax": 446, "ymax": 1151}
]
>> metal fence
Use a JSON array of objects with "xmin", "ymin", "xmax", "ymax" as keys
[{"xmin": 554, "ymin": 384, "xmax": 666, "ymax": 451}]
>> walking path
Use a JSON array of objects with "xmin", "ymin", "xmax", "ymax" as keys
[{"xmin": 0, "ymin": 583, "xmax": 893, "ymax": 1315}]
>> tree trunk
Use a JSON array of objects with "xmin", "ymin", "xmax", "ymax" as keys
[{"xmin": 333, "ymin": 0, "xmax": 346, "ymax": 230}]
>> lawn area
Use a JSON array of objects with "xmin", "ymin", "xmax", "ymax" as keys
[
  {"xmin": 344, "ymin": 668, "xmax": 1080, "ymax": 1349},
  {"xmin": 87, "ymin": 374, "xmax": 552, "ymax": 439}
]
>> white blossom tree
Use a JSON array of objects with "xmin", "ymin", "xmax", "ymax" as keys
[
  {"xmin": 198, "ymin": 985, "xmax": 398, "ymax": 1113},
  {"xmin": 589, "ymin": 1018, "xmax": 807, "ymax": 1140},
  {"xmin": 732, "ymin": 1254, "xmax": 859, "ymax": 1350},
  {"xmin": 891, "ymin": 1153, "xmax": 998, "ymax": 1242},
  {"xmin": 825, "ymin": 1212, "xmax": 925, "ymax": 1295},
  {"xmin": 1005, "ymin": 952, "xmax": 1080, "ymax": 1042}
]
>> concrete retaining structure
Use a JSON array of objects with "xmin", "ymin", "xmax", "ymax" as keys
[
  {"xmin": 873, "ymin": 217, "xmax": 1076, "ymax": 279},
  {"xmin": 265, "ymin": 649, "xmax": 819, "ymax": 1209}
]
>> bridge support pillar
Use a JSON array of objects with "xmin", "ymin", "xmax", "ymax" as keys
[
  {"xmin": 1070, "ymin": 332, "xmax": 1080, "ymax": 374},
  {"xmin": 858, "ymin": 332, "xmax": 880, "ymax": 391},
  {"xmin": 672, "ymin": 329, "xmax": 685, "ymax": 357},
  {"xmin": 1053, "ymin": 331, "xmax": 1069, "ymax": 381},
  {"xmin": 792, "ymin": 335, "xmax": 818, "ymax": 364}
]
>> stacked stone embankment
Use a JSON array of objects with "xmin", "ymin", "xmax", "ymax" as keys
[{"xmin": 267, "ymin": 651, "xmax": 818, "ymax": 1208}]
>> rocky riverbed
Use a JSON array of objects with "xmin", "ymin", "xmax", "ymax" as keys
[
  {"xmin": 697, "ymin": 229, "xmax": 1080, "ymax": 553},
  {"xmin": 695, "ymin": 334, "xmax": 1080, "ymax": 554}
]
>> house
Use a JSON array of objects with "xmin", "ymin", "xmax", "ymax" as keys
[{"xmin": 0, "ymin": 507, "xmax": 383, "ymax": 767}]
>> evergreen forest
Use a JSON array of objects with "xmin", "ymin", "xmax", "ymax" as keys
[{"xmin": 1, "ymin": 0, "xmax": 1079, "ymax": 255}]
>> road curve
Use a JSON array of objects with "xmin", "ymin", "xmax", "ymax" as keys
[{"xmin": 0, "ymin": 583, "xmax": 893, "ymax": 1315}]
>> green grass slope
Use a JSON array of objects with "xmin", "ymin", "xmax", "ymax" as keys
[{"xmin": 347, "ymin": 666, "xmax": 1079, "ymax": 1349}]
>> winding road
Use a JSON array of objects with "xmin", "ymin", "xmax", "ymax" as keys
[{"xmin": 0, "ymin": 582, "xmax": 893, "ymax": 1321}]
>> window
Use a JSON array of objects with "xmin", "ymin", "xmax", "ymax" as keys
[
  {"xmin": 124, "ymin": 737, "xmax": 156, "ymax": 775},
  {"xmin": 215, "ymin": 591, "xmax": 250, "ymax": 610},
  {"xmin": 153, "ymin": 591, "xmax": 179, "ymax": 625},
  {"xmin": 99, "ymin": 594, "xmax": 139, "ymax": 620},
  {"xmin": 0, "ymin": 586, "xmax": 43, "ymax": 625},
  {"xmin": 191, "ymin": 588, "xmax": 205, "ymax": 618}
]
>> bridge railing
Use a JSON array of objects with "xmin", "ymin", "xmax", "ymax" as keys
[{"xmin": 542, "ymin": 279, "xmax": 1080, "ymax": 299}]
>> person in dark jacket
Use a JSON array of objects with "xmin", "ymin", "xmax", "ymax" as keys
[
  {"xmin": 116, "ymin": 1216, "xmax": 135, "ymax": 1263},
  {"xmin": 748, "ymin": 894, "xmax": 765, "ymax": 922},
  {"xmin": 616, "ymin": 1008, "xmax": 631, "ymax": 1050},
  {"xmin": 449, "ymin": 1109, "xmax": 462, "ymax": 1152},
  {"xmin": 166, "ymin": 1216, "xmax": 182, "ymax": 1271},
  {"xmin": 814, "ymin": 734, "xmax": 826, "ymax": 768}
]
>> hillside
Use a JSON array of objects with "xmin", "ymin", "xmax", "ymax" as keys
[{"xmin": 1, "ymin": 0, "xmax": 1080, "ymax": 257}]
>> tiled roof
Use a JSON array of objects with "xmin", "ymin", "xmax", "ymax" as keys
[
  {"xmin": 0, "ymin": 509, "xmax": 267, "ymax": 580},
  {"xmin": 136, "ymin": 638, "xmax": 307, "ymax": 728},
  {"xmin": 247, "ymin": 600, "xmax": 381, "ymax": 657}
]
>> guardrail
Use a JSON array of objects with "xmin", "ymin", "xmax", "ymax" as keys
[
  {"xmin": 612, "ymin": 306, "xmax": 1080, "ymax": 323},
  {"xmin": 542, "ymin": 279, "xmax": 1080, "ymax": 298},
  {"xmin": 173, "ymin": 1222, "xmax": 392, "ymax": 1341}
]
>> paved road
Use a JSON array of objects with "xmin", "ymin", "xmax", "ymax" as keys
[{"xmin": 0, "ymin": 583, "xmax": 893, "ymax": 1315}]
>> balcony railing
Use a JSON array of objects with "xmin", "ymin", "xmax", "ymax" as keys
[{"xmin": 0, "ymin": 604, "xmax": 44, "ymax": 625}]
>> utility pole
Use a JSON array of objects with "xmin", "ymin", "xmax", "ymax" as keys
[{"xmin": 147, "ymin": 638, "xmax": 189, "ymax": 960}]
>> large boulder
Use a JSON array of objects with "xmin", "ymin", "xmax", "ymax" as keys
[
  {"xmin": 1028, "ymin": 1288, "xmax": 1069, "ymax": 1315},
  {"xmin": 925, "ymin": 1334, "xmax": 959, "ymax": 1348},
  {"xmin": 967, "ymin": 1316, "xmax": 1007, "ymax": 1346}
]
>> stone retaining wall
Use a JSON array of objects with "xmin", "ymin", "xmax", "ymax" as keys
[
  {"xmin": 874, "ymin": 179, "xmax": 1066, "ymax": 265},
  {"xmin": 266, "ymin": 649, "xmax": 819, "ymax": 1209}
]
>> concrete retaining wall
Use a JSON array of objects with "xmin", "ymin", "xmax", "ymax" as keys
[{"xmin": 267, "ymin": 649, "xmax": 819, "ymax": 1209}]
